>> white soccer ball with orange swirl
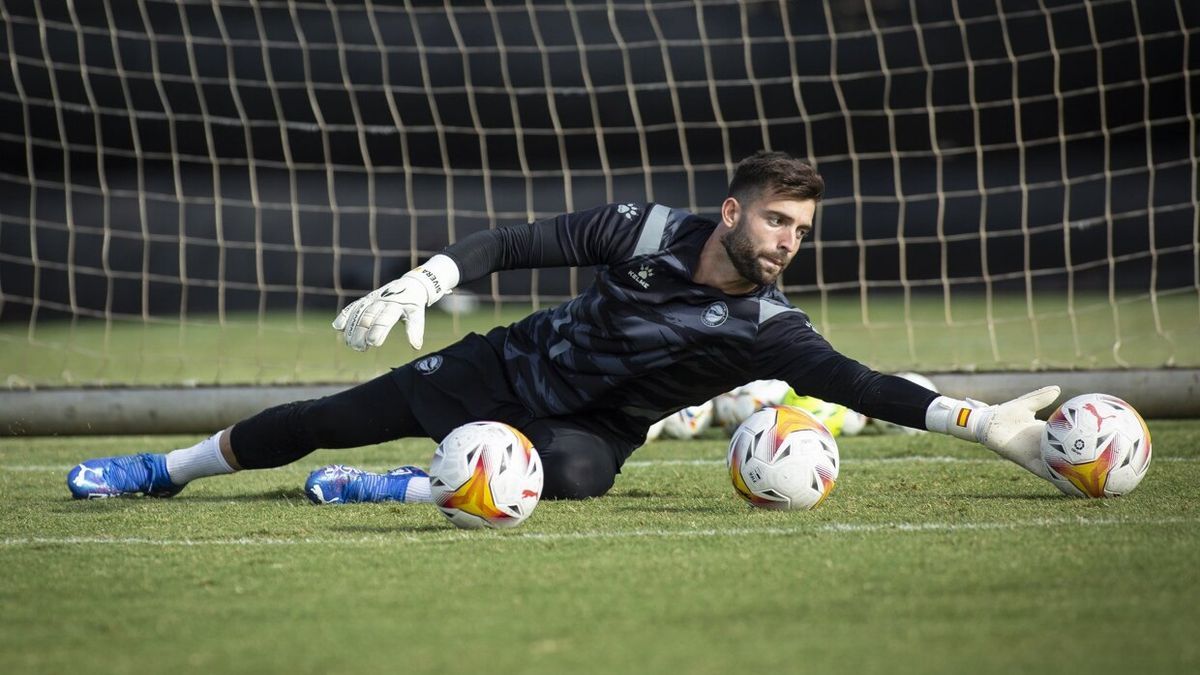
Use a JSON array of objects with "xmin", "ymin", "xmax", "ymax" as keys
[
  {"xmin": 727, "ymin": 405, "xmax": 840, "ymax": 511},
  {"xmin": 429, "ymin": 421, "xmax": 544, "ymax": 529},
  {"xmin": 1041, "ymin": 393, "xmax": 1152, "ymax": 498}
]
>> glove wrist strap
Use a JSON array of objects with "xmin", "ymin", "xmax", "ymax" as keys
[
  {"xmin": 926, "ymin": 396, "xmax": 984, "ymax": 442},
  {"xmin": 404, "ymin": 254, "xmax": 460, "ymax": 306}
]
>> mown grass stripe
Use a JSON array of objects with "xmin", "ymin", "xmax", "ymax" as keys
[
  {"xmin": 4, "ymin": 456, "xmax": 1197, "ymax": 473},
  {"xmin": 2, "ymin": 515, "xmax": 1195, "ymax": 547}
]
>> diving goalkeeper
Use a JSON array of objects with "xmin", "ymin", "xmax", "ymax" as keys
[{"xmin": 67, "ymin": 151, "xmax": 1060, "ymax": 503}]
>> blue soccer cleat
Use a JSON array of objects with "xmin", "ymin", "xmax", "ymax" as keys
[
  {"xmin": 67, "ymin": 453, "xmax": 184, "ymax": 499},
  {"xmin": 304, "ymin": 464, "xmax": 427, "ymax": 504}
]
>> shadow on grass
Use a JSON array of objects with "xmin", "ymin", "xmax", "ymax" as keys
[
  {"xmin": 54, "ymin": 487, "xmax": 311, "ymax": 506},
  {"xmin": 55, "ymin": 499, "xmax": 150, "ymax": 513},
  {"xmin": 332, "ymin": 523, "xmax": 451, "ymax": 535},
  {"xmin": 614, "ymin": 489, "xmax": 692, "ymax": 499},
  {"xmin": 172, "ymin": 487, "xmax": 311, "ymax": 502},
  {"xmin": 956, "ymin": 493, "xmax": 1074, "ymax": 501},
  {"xmin": 612, "ymin": 504, "xmax": 727, "ymax": 514}
]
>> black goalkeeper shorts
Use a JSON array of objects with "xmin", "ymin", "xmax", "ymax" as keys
[
  {"xmin": 389, "ymin": 327, "xmax": 631, "ymax": 499},
  {"xmin": 389, "ymin": 329, "xmax": 535, "ymax": 442}
]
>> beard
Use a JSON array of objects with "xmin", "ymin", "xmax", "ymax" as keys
[{"xmin": 721, "ymin": 217, "xmax": 785, "ymax": 286}]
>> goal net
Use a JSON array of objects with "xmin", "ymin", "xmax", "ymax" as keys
[{"xmin": 1, "ymin": 1, "xmax": 1197, "ymax": 405}]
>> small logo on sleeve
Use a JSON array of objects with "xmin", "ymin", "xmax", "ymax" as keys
[
  {"xmin": 415, "ymin": 355, "xmax": 443, "ymax": 374},
  {"xmin": 617, "ymin": 203, "xmax": 640, "ymax": 220}
]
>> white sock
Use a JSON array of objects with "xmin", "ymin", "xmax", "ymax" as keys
[
  {"xmin": 404, "ymin": 476, "xmax": 432, "ymax": 503},
  {"xmin": 165, "ymin": 430, "xmax": 235, "ymax": 485}
]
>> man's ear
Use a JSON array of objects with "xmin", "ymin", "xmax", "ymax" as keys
[{"xmin": 720, "ymin": 197, "xmax": 740, "ymax": 228}]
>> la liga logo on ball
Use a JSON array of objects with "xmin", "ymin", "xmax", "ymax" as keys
[{"xmin": 1040, "ymin": 393, "xmax": 1152, "ymax": 498}]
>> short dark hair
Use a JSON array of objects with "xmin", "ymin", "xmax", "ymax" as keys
[{"xmin": 727, "ymin": 151, "xmax": 824, "ymax": 205}]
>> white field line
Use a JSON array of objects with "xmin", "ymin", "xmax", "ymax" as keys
[
  {"xmin": 624, "ymin": 457, "xmax": 1200, "ymax": 467},
  {"xmin": 3, "ymin": 456, "xmax": 1198, "ymax": 473},
  {"xmin": 2, "ymin": 515, "xmax": 1197, "ymax": 548}
]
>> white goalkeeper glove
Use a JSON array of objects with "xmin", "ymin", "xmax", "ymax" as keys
[
  {"xmin": 332, "ymin": 254, "xmax": 460, "ymax": 351},
  {"xmin": 925, "ymin": 386, "xmax": 1061, "ymax": 481}
]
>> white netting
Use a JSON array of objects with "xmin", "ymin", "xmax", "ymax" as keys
[{"xmin": 0, "ymin": 0, "xmax": 1197, "ymax": 386}]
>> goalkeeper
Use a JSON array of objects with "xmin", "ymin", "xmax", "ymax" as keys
[{"xmin": 67, "ymin": 151, "xmax": 1059, "ymax": 503}]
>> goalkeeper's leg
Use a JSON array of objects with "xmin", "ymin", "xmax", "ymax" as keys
[
  {"xmin": 67, "ymin": 373, "xmax": 425, "ymax": 499},
  {"xmin": 520, "ymin": 418, "xmax": 625, "ymax": 500},
  {"xmin": 228, "ymin": 372, "xmax": 423, "ymax": 469}
]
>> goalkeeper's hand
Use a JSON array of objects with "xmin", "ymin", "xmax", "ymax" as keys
[
  {"xmin": 926, "ymin": 386, "xmax": 1062, "ymax": 481},
  {"xmin": 332, "ymin": 255, "xmax": 459, "ymax": 351}
]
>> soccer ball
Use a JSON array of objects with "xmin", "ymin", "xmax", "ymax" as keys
[
  {"xmin": 1041, "ymin": 393, "xmax": 1152, "ymax": 498},
  {"xmin": 712, "ymin": 391, "xmax": 742, "ymax": 429},
  {"xmin": 712, "ymin": 380, "xmax": 790, "ymax": 433},
  {"xmin": 781, "ymin": 391, "xmax": 867, "ymax": 437},
  {"xmin": 428, "ymin": 421, "xmax": 544, "ymax": 529},
  {"xmin": 727, "ymin": 406, "xmax": 840, "ymax": 511},
  {"xmin": 661, "ymin": 400, "xmax": 714, "ymax": 439},
  {"xmin": 873, "ymin": 371, "xmax": 937, "ymax": 435},
  {"xmin": 644, "ymin": 418, "xmax": 667, "ymax": 443}
]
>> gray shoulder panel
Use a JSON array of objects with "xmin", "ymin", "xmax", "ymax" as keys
[
  {"xmin": 758, "ymin": 298, "xmax": 799, "ymax": 325},
  {"xmin": 632, "ymin": 204, "xmax": 671, "ymax": 257}
]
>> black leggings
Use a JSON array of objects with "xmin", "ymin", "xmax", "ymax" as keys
[{"xmin": 229, "ymin": 373, "xmax": 618, "ymax": 500}]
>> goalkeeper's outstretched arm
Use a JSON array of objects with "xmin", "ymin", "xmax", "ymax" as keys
[
  {"xmin": 761, "ymin": 316, "xmax": 1061, "ymax": 482},
  {"xmin": 333, "ymin": 203, "xmax": 653, "ymax": 351}
]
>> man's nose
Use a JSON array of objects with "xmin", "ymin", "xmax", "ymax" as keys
[{"xmin": 779, "ymin": 229, "xmax": 798, "ymax": 253}]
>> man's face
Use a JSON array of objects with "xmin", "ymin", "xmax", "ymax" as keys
[{"xmin": 721, "ymin": 197, "xmax": 817, "ymax": 286}]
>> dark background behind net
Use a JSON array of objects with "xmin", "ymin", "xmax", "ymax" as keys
[{"xmin": 1, "ymin": 0, "xmax": 1196, "ymax": 319}]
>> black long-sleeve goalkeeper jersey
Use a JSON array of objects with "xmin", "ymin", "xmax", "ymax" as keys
[{"xmin": 442, "ymin": 202, "xmax": 937, "ymax": 446}]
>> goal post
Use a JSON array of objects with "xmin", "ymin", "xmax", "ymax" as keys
[
  {"xmin": 1, "ymin": 0, "xmax": 1197, "ymax": 434},
  {"xmin": 3, "ymin": 367, "xmax": 1198, "ymax": 436}
]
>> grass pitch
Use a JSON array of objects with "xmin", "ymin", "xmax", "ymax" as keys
[
  {"xmin": 2, "ymin": 422, "xmax": 1198, "ymax": 675},
  {"xmin": 3, "ymin": 291, "xmax": 1198, "ymax": 386}
]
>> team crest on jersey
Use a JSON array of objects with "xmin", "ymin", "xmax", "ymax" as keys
[
  {"xmin": 627, "ymin": 263, "xmax": 654, "ymax": 289},
  {"xmin": 415, "ymin": 354, "xmax": 443, "ymax": 374},
  {"xmin": 701, "ymin": 301, "xmax": 729, "ymax": 327},
  {"xmin": 617, "ymin": 203, "xmax": 640, "ymax": 220}
]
